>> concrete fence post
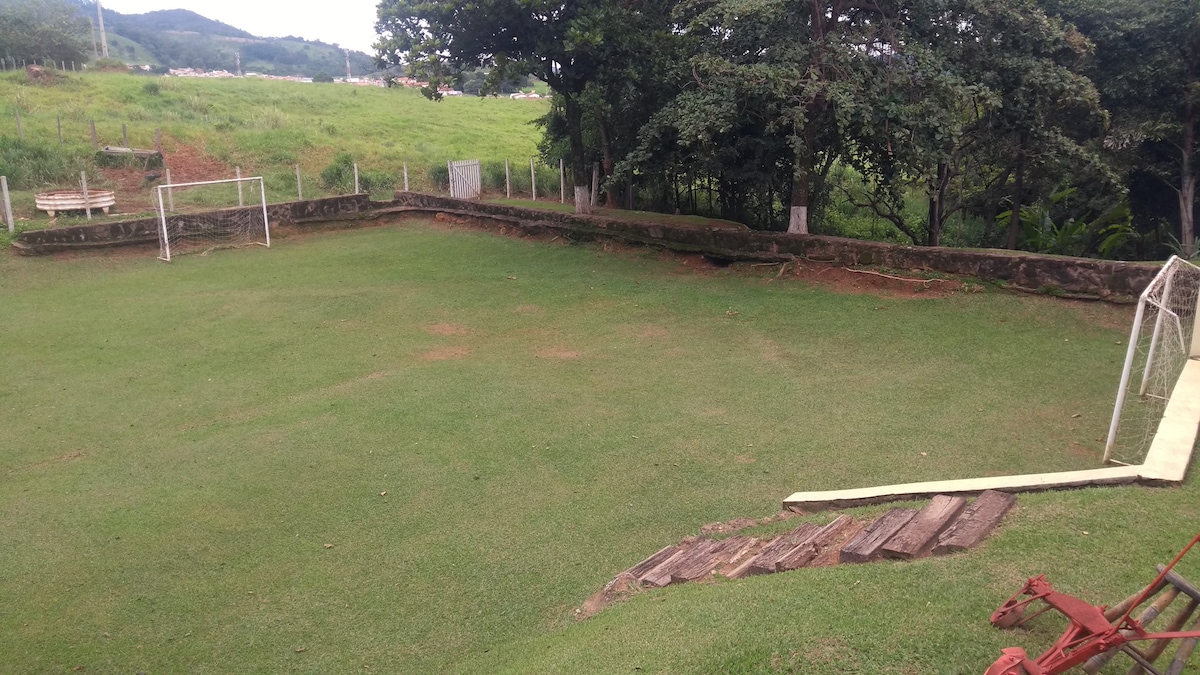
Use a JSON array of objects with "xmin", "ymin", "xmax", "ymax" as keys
[
  {"xmin": 80, "ymin": 171, "xmax": 92, "ymax": 221},
  {"xmin": 530, "ymin": 158, "xmax": 537, "ymax": 201},
  {"xmin": 295, "ymin": 164, "xmax": 303, "ymax": 200},
  {"xmin": 2, "ymin": 176, "xmax": 13, "ymax": 234}
]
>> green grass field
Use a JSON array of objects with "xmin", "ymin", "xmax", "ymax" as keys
[{"xmin": 2, "ymin": 221, "xmax": 1197, "ymax": 673}]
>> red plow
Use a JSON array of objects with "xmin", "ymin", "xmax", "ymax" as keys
[{"xmin": 986, "ymin": 533, "xmax": 1200, "ymax": 674}]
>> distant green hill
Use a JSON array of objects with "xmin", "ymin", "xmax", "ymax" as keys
[{"xmin": 96, "ymin": 7, "xmax": 377, "ymax": 78}]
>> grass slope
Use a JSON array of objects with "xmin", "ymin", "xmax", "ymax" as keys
[
  {"xmin": 1, "ymin": 222, "xmax": 1193, "ymax": 673},
  {"xmin": 0, "ymin": 71, "xmax": 547, "ymax": 233}
]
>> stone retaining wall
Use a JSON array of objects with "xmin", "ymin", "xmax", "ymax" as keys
[
  {"xmin": 12, "ymin": 194, "xmax": 372, "ymax": 255},
  {"xmin": 386, "ymin": 192, "xmax": 1158, "ymax": 301}
]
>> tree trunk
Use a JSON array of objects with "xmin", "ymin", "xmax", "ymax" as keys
[
  {"xmin": 597, "ymin": 119, "xmax": 618, "ymax": 209},
  {"xmin": 927, "ymin": 162, "xmax": 949, "ymax": 247},
  {"xmin": 1181, "ymin": 111, "xmax": 1196, "ymax": 258},
  {"xmin": 1006, "ymin": 159, "xmax": 1025, "ymax": 250},
  {"xmin": 788, "ymin": 130, "xmax": 814, "ymax": 234},
  {"xmin": 563, "ymin": 94, "xmax": 591, "ymax": 214}
]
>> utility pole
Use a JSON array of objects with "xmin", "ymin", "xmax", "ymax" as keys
[
  {"xmin": 235, "ymin": 50, "xmax": 242, "ymax": 77},
  {"xmin": 345, "ymin": 49, "xmax": 351, "ymax": 80},
  {"xmin": 88, "ymin": 18, "xmax": 98, "ymax": 59},
  {"xmin": 97, "ymin": 1, "xmax": 109, "ymax": 59}
]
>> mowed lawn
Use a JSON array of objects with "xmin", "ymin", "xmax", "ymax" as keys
[{"xmin": 2, "ymin": 221, "xmax": 1198, "ymax": 673}]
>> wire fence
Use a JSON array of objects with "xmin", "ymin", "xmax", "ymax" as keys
[{"xmin": 1, "ymin": 106, "xmax": 650, "ymax": 238}]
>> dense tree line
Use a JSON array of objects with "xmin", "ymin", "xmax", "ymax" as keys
[
  {"xmin": 0, "ymin": 0, "xmax": 90, "ymax": 65},
  {"xmin": 377, "ymin": 0, "xmax": 1198, "ymax": 259}
]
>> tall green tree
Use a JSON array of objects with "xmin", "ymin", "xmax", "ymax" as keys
[
  {"xmin": 374, "ymin": 0, "xmax": 673, "ymax": 214},
  {"xmin": 0, "ymin": 0, "xmax": 90, "ymax": 65},
  {"xmin": 1041, "ymin": 0, "xmax": 1199, "ymax": 256}
]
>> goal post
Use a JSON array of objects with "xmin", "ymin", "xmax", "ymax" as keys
[
  {"xmin": 1104, "ymin": 255, "xmax": 1200, "ymax": 465},
  {"xmin": 156, "ymin": 176, "xmax": 270, "ymax": 261}
]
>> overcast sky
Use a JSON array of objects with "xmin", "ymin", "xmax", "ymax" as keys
[{"xmin": 99, "ymin": 0, "xmax": 382, "ymax": 53}]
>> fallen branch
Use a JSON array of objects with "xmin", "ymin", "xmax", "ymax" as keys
[{"xmin": 843, "ymin": 267, "xmax": 947, "ymax": 286}]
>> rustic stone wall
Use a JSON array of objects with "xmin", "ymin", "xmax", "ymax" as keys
[
  {"xmin": 12, "ymin": 194, "xmax": 372, "ymax": 255},
  {"xmin": 386, "ymin": 192, "xmax": 1158, "ymax": 301}
]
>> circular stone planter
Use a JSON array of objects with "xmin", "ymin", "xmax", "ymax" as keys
[{"xmin": 35, "ymin": 189, "xmax": 116, "ymax": 218}]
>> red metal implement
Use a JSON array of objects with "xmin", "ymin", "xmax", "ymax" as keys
[{"xmin": 985, "ymin": 533, "xmax": 1200, "ymax": 675}]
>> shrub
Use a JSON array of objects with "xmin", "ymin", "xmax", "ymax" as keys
[
  {"xmin": 142, "ymin": 81, "xmax": 160, "ymax": 96},
  {"xmin": 0, "ymin": 137, "xmax": 90, "ymax": 189},
  {"xmin": 319, "ymin": 152, "xmax": 395, "ymax": 195}
]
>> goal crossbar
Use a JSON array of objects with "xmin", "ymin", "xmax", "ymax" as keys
[{"xmin": 156, "ymin": 176, "xmax": 270, "ymax": 261}]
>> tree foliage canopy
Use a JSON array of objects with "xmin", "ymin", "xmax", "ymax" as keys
[{"xmin": 376, "ymin": 0, "xmax": 1200, "ymax": 257}]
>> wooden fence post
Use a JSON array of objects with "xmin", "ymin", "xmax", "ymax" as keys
[
  {"xmin": 505, "ymin": 159, "xmax": 510, "ymax": 199},
  {"xmin": 90, "ymin": 120, "xmax": 98, "ymax": 150},
  {"xmin": 403, "ymin": 162, "xmax": 409, "ymax": 192},
  {"xmin": 354, "ymin": 163, "xmax": 360, "ymax": 194},
  {"xmin": 559, "ymin": 158, "xmax": 565, "ymax": 204},
  {"xmin": 122, "ymin": 123, "xmax": 128, "ymax": 148},
  {"xmin": 295, "ymin": 164, "xmax": 303, "ymax": 200},
  {"xmin": 164, "ymin": 168, "xmax": 174, "ymax": 211}
]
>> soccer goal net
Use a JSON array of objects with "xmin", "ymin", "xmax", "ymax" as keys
[
  {"xmin": 156, "ymin": 177, "xmax": 270, "ymax": 261},
  {"xmin": 1104, "ymin": 255, "xmax": 1200, "ymax": 465}
]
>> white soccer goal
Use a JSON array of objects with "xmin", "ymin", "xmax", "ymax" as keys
[
  {"xmin": 156, "ymin": 176, "xmax": 270, "ymax": 261},
  {"xmin": 1104, "ymin": 255, "xmax": 1200, "ymax": 465}
]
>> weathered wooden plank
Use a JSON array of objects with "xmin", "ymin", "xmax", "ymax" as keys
[
  {"xmin": 639, "ymin": 547, "xmax": 692, "ymax": 588},
  {"xmin": 933, "ymin": 490, "xmax": 1017, "ymax": 555},
  {"xmin": 627, "ymin": 545, "xmax": 681, "ymax": 580},
  {"xmin": 671, "ymin": 536, "xmax": 756, "ymax": 584},
  {"xmin": 776, "ymin": 515, "xmax": 858, "ymax": 571},
  {"xmin": 657, "ymin": 535, "xmax": 720, "ymax": 583},
  {"xmin": 881, "ymin": 495, "xmax": 968, "ymax": 560},
  {"xmin": 840, "ymin": 508, "xmax": 918, "ymax": 564},
  {"xmin": 717, "ymin": 536, "xmax": 764, "ymax": 577},
  {"xmin": 726, "ymin": 523, "xmax": 822, "ymax": 579}
]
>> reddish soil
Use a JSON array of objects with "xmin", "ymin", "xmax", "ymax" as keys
[
  {"xmin": 96, "ymin": 137, "xmax": 232, "ymax": 216},
  {"xmin": 421, "ymin": 346, "xmax": 470, "ymax": 361}
]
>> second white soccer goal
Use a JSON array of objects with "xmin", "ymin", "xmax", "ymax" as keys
[{"xmin": 156, "ymin": 176, "xmax": 270, "ymax": 261}]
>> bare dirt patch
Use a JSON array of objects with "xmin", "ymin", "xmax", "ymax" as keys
[
  {"xmin": 14, "ymin": 450, "xmax": 87, "ymax": 474},
  {"xmin": 95, "ymin": 137, "xmax": 233, "ymax": 217},
  {"xmin": 422, "ymin": 346, "xmax": 470, "ymax": 361},
  {"xmin": 734, "ymin": 455, "xmax": 756, "ymax": 464},
  {"xmin": 535, "ymin": 347, "xmax": 581, "ymax": 359},
  {"xmin": 776, "ymin": 260, "xmax": 967, "ymax": 299},
  {"xmin": 514, "ymin": 304, "xmax": 543, "ymax": 315},
  {"xmin": 425, "ymin": 323, "xmax": 470, "ymax": 336}
]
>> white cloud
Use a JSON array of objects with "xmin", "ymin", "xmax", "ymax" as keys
[{"xmin": 97, "ymin": 0, "xmax": 380, "ymax": 53}]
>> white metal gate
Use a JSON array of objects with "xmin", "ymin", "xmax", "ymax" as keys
[{"xmin": 448, "ymin": 159, "xmax": 482, "ymax": 199}]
